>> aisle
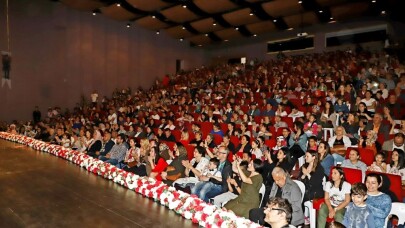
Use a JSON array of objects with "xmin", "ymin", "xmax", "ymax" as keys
[{"xmin": 0, "ymin": 140, "xmax": 196, "ymax": 228}]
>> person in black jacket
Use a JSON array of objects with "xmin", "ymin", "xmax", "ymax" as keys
[
  {"xmin": 204, "ymin": 146, "xmax": 233, "ymax": 202},
  {"xmin": 299, "ymin": 150, "xmax": 325, "ymax": 203}
]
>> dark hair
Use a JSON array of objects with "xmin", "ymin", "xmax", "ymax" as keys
[
  {"xmin": 252, "ymin": 159, "xmax": 264, "ymax": 174},
  {"xmin": 318, "ymin": 140, "xmax": 331, "ymax": 161},
  {"xmin": 390, "ymin": 149, "xmax": 405, "ymax": 169},
  {"xmin": 365, "ymin": 172, "xmax": 382, "ymax": 187},
  {"xmin": 330, "ymin": 167, "xmax": 346, "ymax": 191},
  {"xmin": 195, "ymin": 146, "xmax": 206, "ymax": 157},
  {"xmin": 279, "ymin": 147, "xmax": 292, "ymax": 164},
  {"xmin": 209, "ymin": 157, "xmax": 220, "ymax": 167},
  {"xmin": 243, "ymin": 151, "xmax": 252, "ymax": 160},
  {"xmin": 375, "ymin": 151, "xmax": 386, "ymax": 160},
  {"xmin": 239, "ymin": 160, "xmax": 249, "ymax": 170},
  {"xmin": 267, "ymin": 197, "xmax": 293, "ymax": 223},
  {"xmin": 351, "ymin": 182, "xmax": 367, "ymax": 196},
  {"xmin": 294, "ymin": 121, "xmax": 304, "ymax": 132}
]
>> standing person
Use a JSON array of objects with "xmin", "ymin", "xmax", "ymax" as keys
[
  {"xmin": 224, "ymin": 158, "xmax": 263, "ymax": 218},
  {"xmin": 365, "ymin": 173, "xmax": 392, "ymax": 228},
  {"xmin": 317, "ymin": 167, "xmax": 351, "ymax": 227},
  {"xmin": 342, "ymin": 183, "xmax": 375, "ymax": 228},
  {"xmin": 33, "ymin": 106, "xmax": 41, "ymax": 124},
  {"xmin": 263, "ymin": 197, "xmax": 295, "ymax": 228}
]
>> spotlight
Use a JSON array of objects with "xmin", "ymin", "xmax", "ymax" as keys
[
  {"xmin": 205, "ymin": 34, "xmax": 208, "ymax": 36},
  {"xmin": 372, "ymin": 0, "xmax": 376, "ymax": 2},
  {"xmin": 126, "ymin": 23, "xmax": 130, "ymax": 28},
  {"xmin": 182, "ymin": 26, "xmax": 186, "ymax": 30},
  {"xmin": 92, "ymin": 12, "xmax": 96, "ymax": 16},
  {"xmin": 182, "ymin": 4, "xmax": 187, "ymax": 8},
  {"xmin": 156, "ymin": 30, "xmax": 160, "ymax": 35},
  {"xmin": 152, "ymin": 15, "xmax": 156, "ymax": 19},
  {"xmin": 253, "ymin": 34, "xmax": 257, "ymax": 37},
  {"xmin": 180, "ymin": 38, "xmax": 184, "ymax": 42},
  {"xmin": 381, "ymin": 11, "xmax": 386, "ymax": 15},
  {"xmin": 213, "ymin": 22, "xmax": 217, "ymax": 26},
  {"xmin": 235, "ymin": 27, "xmax": 239, "ymax": 30},
  {"xmin": 319, "ymin": 10, "xmax": 323, "ymax": 13},
  {"xmin": 298, "ymin": 0, "xmax": 302, "ymax": 3},
  {"xmin": 273, "ymin": 19, "xmax": 277, "ymax": 22},
  {"xmin": 116, "ymin": 3, "xmax": 120, "ymax": 7}
]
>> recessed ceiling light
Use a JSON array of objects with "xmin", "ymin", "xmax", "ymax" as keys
[
  {"xmin": 319, "ymin": 10, "xmax": 323, "ymax": 13},
  {"xmin": 180, "ymin": 38, "xmax": 184, "ymax": 41},
  {"xmin": 253, "ymin": 34, "xmax": 257, "ymax": 37},
  {"xmin": 298, "ymin": 0, "xmax": 302, "ymax": 3},
  {"xmin": 92, "ymin": 12, "xmax": 96, "ymax": 16},
  {"xmin": 116, "ymin": 3, "xmax": 120, "ymax": 7},
  {"xmin": 235, "ymin": 27, "xmax": 239, "ymax": 30},
  {"xmin": 182, "ymin": 5, "xmax": 187, "ymax": 8},
  {"xmin": 273, "ymin": 19, "xmax": 277, "ymax": 22},
  {"xmin": 152, "ymin": 15, "xmax": 156, "ymax": 19},
  {"xmin": 126, "ymin": 23, "xmax": 130, "ymax": 28},
  {"xmin": 249, "ymin": 12, "xmax": 254, "ymax": 16},
  {"xmin": 287, "ymin": 28, "xmax": 293, "ymax": 30},
  {"xmin": 213, "ymin": 22, "xmax": 217, "ymax": 26},
  {"xmin": 372, "ymin": 0, "xmax": 376, "ymax": 3},
  {"xmin": 198, "ymin": 44, "xmax": 202, "ymax": 47},
  {"xmin": 381, "ymin": 11, "xmax": 386, "ymax": 15},
  {"xmin": 330, "ymin": 17, "xmax": 334, "ymax": 20},
  {"xmin": 182, "ymin": 26, "xmax": 186, "ymax": 30},
  {"xmin": 156, "ymin": 31, "xmax": 160, "ymax": 35},
  {"xmin": 205, "ymin": 34, "xmax": 208, "ymax": 36},
  {"xmin": 224, "ymin": 39, "xmax": 229, "ymax": 42}
]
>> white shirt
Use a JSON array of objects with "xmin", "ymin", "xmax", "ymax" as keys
[
  {"xmin": 324, "ymin": 181, "xmax": 351, "ymax": 207},
  {"xmin": 386, "ymin": 164, "xmax": 405, "ymax": 181}
]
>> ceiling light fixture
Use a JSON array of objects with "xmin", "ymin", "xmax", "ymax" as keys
[
  {"xmin": 205, "ymin": 34, "xmax": 208, "ymax": 36},
  {"xmin": 319, "ymin": 10, "xmax": 323, "ymax": 13},
  {"xmin": 182, "ymin": 4, "xmax": 187, "ymax": 8},
  {"xmin": 156, "ymin": 30, "xmax": 160, "ymax": 35},
  {"xmin": 116, "ymin": 3, "xmax": 120, "ymax": 7},
  {"xmin": 235, "ymin": 27, "xmax": 239, "ymax": 30},
  {"xmin": 253, "ymin": 34, "xmax": 257, "ymax": 37},
  {"xmin": 182, "ymin": 26, "xmax": 186, "ymax": 30},
  {"xmin": 126, "ymin": 23, "xmax": 130, "ymax": 28},
  {"xmin": 330, "ymin": 17, "xmax": 334, "ymax": 20},
  {"xmin": 372, "ymin": 0, "xmax": 376, "ymax": 2},
  {"xmin": 213, "ymin": 22, "xmax": 217, "ymax": 26},
  {"xmin": 92, "ymin": 12, "xmax": 96, "ymax": 16},
  {"xmin": 273, "ymin": 19, "xmax": 277, "ymax": 22},
  {"xmin": 381, "ymin": 11, "xmax": 386, "ymax": 15},
  {"xmin": 298, "ymin": 0, "xmax": 302, "ymax": 3},
  {"xmin": 180, "ymin": 38, "xmax": 184, "ymax": 42},
  {"xmin": 152, "ymin": 15, "xmax": 156, "ymax": 19}
]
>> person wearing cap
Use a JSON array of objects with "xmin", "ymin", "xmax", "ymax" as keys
[
  {"xmin": 382, "ymin": 132, "xmax": 405, "ymax": 152},
  {"xmin": 247, "ymin": 102, "xmax": 261, "ymax": 117}
]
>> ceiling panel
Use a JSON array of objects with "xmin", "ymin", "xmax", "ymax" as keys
[
  {"xmin": 136, "ymin": 16, "xmax": 170, "ymax": 30},
  {"xmin": 161, "ymin": 5, "xmax": 200, "ymax": 23},
  {"xmin": 215, "ymin": 28, "xmax": 243, "ymax": 40},
  {"xmin": 263, "ymin": 0, "xmax": 304, "ymax": 18},
  {"xmin": 223, "ymin": 8, "xmax": 260, "ymax": 26},
  {"xmin": 126, "ymin": 0, "xmax": 171, "ymax": 12},
  {"xmin": 165, "ymin": 26, "xmax": 195, "ymax": 39},
  {"xmin": 283, "ymin": 11, "xmax": 319, "ymax": 28},
  {"xmin": 330, "ymin": 2, "xmax": 370, "ymax": 21},
  {"xmin": 247, "ymin": 21, "xmax": 277, "ymax": 35},
  {"xmin": 191, "ymin": 18, "xmax": 225, "ymax": 33},
  {"xmin": 60, "ymin": 0, "xmax": 105, "ymax": 11},
  {"xmin": 188, "ymin": 35, "xmax": 212, "ymax": 45},
  {"xmin": 100, "ymin": 5, "xmax": 138, "ymax": 21},
  {"xmin": 194, "ymin": 0, "xmax": 238, "ymax": 14}
]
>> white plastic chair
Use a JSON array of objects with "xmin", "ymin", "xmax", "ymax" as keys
[
  {"xmin": 323, "ymin": 128, "xmax": 334, "ymax": 141},
  {"xmin": 259, "ymin": 184, "xmax": 266, "ymax": 207},
  {"xmin": 293, "ymin": 180, "xmax": 305, "ymax": 203},
  {"xmin": 384, "ymin": 202, "xmax": 405, "ymax": 228}
]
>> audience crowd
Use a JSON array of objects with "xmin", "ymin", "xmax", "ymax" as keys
[{"xmin": 4, "ymin": 49, "xmax": 405, "ymax": 227}]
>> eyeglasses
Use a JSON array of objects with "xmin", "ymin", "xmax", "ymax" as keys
[{"xmin": 264, "ymin": 207, "xmax": 286, "ymax": 213}]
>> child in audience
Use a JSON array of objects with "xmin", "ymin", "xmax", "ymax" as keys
[
  {"xmin": 342, "ymin": 183, "xmax": 375, "ymax": 228},
  {"xmin": 367, "ymin": 152, "xmax": 387, "ymax": 172},
  {"xmin": 191, "ymin": 158, "xmax": 223, "ymax": 202}
]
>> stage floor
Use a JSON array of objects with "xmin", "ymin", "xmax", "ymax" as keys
[{"xmin": 0, "ymin": 140, "xmax": 197, "ymax": 228}]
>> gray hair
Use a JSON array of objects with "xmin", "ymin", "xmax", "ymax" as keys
[{"xmin": 272, "ymin": 166, "xmax": 288, "ymax": 177}]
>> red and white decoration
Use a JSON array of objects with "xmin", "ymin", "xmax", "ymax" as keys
[{"xmin": 0, "ymin": 132, "xmax": 262, "ymax": 228}]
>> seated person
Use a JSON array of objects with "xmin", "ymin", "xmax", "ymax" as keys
[
  {"xmin": 341, "ymin": 149, "xmax": 368, "ymax": 175},
  {"xmin": 328, "ymin": 126, "xmax": 351, "ymax": 165},
  {"xmin": 191, "ymin": 157, "xmax": 223, "ymax": 202},
  {"xmin": 249, "ymin": 167, "xmax": 304, "ymax": 227},
  {"xmin": 263, "ymin": 197, "xmax": 295, "ymax": 228}
]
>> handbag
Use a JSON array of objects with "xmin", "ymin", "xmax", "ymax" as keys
[{"xmin": 166, "ymin": 166, "xmax": 181, "ymax": 181}]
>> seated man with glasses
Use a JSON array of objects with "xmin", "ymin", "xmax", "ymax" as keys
[
  {"xmin": 264, "ymin": 197, "xmax": 295, "ymax": 228},
  {"xmin": 249, "ymin": 167, "xmax": 304, "ymax": 226}
]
